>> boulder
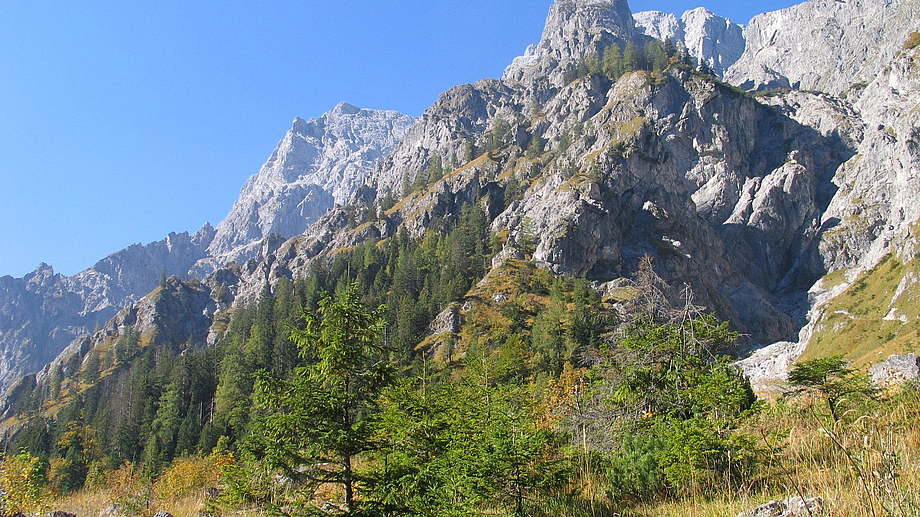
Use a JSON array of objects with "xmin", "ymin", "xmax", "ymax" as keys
[
  {"xmin": 737, "ymin": 496, "xmax": 824, "ymax": 517},
  {"xmin": 870, "ymin": 353, "xmax": 920, "ymax": 386}
]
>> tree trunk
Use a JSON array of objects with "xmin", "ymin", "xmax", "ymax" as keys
[{"xmin": 344, "ymin": 454, "xmax": 354, "ymax": 513}]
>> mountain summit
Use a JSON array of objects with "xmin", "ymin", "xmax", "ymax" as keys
[
  {"xmin": 0, "ymin": 104, "xmax": 414, "ymax": 391},
  {"xmin": 198, "ymin": 104, "xmax": 416, "ymax": 271},
  {"xmin": 503, "ymin": 0, "xmax": 638, "ymax": 91}
]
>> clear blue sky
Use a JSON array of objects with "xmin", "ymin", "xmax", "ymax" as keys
[{"xmin": 0, "ymin": 0, "xmax": 799, "ymax": 278}]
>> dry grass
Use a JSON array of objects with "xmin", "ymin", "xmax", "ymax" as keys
[
  {"xmin": 50, "ymin": 488, "xmax": 219, "ymax": 517},
  {"xmin": 618, "ymin": 388, "xmax": 920, "ymax": 516}
]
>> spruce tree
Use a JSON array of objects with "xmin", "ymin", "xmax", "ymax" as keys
[{"xmin": 233, "ymin": 283, "xmax": 392, "ymax": 515}]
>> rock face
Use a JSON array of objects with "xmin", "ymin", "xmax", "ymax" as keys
[
  {"xmin": 870, "ymin": 353, "xmax": 920, "ymax": 386},
  {"xmin": 199, "ymin": 103, "xmax": 416, "ymax": 271},
  {"xmin": 633, "ymin": 8, "xmax": 745, "ymax": 77},
  {"xmin": 237, "ymin": 66, "xmax": 854, "ymax": 345},
  {"xmin": 735, "ymin": 33, "xmax": 920, "ymax": 387},
  {"xmin": 503, "ymin": 0, "xmax": 638, "ymax": 94},
  {"xmin": 725, "ymin": 0, "xmax": 920, "ymax": 94},
  {"xmin": 0, "ymin": 225, "xmax": 214, "ymax": 391}
]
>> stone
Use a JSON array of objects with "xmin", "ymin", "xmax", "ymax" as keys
[
  {"xmin": 737, "ymin": 496, "xmax": 824, "ymax": 517},
  {"xmin": 870, "ymin": 354, "xmax": 920, "ymax": 386},
  {"xmin": 99, "ymin": 504, "xmax": 121, "ymax": 517},
  {"xmin": 429, "ymin": 305, "xmax": 462, "ymax": 335},
  {"xmin": 153, "ymin": 512, "xmax": 175, "ymax": 517}
]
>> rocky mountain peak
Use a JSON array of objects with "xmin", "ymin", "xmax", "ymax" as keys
[
  {"xmin": 725, "ymin": 0, "xmax": 920, "ymax": 94},
  {"xmin": 291, "ymin": 116, "xmax": 310, "ymax": 135},
  {"xmin": 198, "ymin": 104, "xmax": 416, "ymax": 271},
  {"xmin": 633, "ymin": 7, "xmax": 744, "ymax": 77},
  {"xmin": 503, "ymin": 0, "xmax": 637, "ymax": 90},
  {"xmin": 331, "ymin": 101, "xmax": 362, "ymax": 115}
]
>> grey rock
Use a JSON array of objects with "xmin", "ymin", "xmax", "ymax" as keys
[
  {"xmin": 0, "ymin": 224, "xmax": 214, "ymax": 391},
  {"xmin": 201, "ymin": 103, "xmax": 415, "ymax": 270},
  {"xmin": 153, "ymin": 512, "xmax": 175, "ymax": 517},
  {"xmin": 99, "ymin": 504, "xmax": 121, "ymax": 517},
  {"xmin": 737, "ymin": 496, "xmax": 824, "ymax": 517},
  {"xmin": 503, "ymin": 0, "xmax": 638, "ymax": 93},
  {"xmin": 429, "ymin": 305, "xmax": 461, "ymax": 335},
  {"xmin": 725, "ymin": 0, "xmax": 920, "ymax": 95},
  {"xmin": 368, "ymin": 79, "xmax": 522, "ymax": 200},
  {"xmin": 634, "ymin": 7, "xmax": 745, "ymax": 77},
  {"xmin": 871, "ymin": 353, "xmax": 920, "ymax": 386}
]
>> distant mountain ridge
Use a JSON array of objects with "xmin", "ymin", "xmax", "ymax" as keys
[
  {"xmin": 195, "ymin": 103, "xmax": 416, "ymax": 273},
  {"xmin": 0, "ymin": 226, "xmax": 214, "ymax": 390},
  {"xmin": 0, "ymin": 104, "xmax": 415, "ymax": 391}
]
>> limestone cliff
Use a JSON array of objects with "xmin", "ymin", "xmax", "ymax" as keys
[{"xmin": 633, "ymin": 8, "xmax": 745, "ymax": 77}]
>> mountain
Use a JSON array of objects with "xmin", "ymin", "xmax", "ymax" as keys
[
  {"xmin": 222, "ymin": 0, "xmax": 919, "ymax": 391},
  {"xmin": 724, "ymin": 0, "xmax": 920, "ymax": 94},
  {"xmin": 633, "ymin": 7, "xmax": 745, "ymax": 77},
  {"xmin": 207, "ymin": 0, "xmax": 852, "ymax": 345},
  {"xmin": 4, "ymin": 0, "xmax": 920, "ymax": 418},
  {"xmin": 0, "ymin": 104, "xmax": 414, "ymax": 392},
  {"xmin": 503, "ymin": 0, "xmax": 638, "ymax": 100},
  {"xmin": 196, "ymin": 103, "xmax": 416, "ymax": 273},
  {"xmin": 0, "ymin": 226, "xmax": 214, "ymax": 391}
]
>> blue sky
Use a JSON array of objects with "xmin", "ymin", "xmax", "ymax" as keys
[{"xmin": 0, "ymin": 0, "xmax": 799, "ymax": 278}]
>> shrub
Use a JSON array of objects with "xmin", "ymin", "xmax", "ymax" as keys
[
  {"xmin": 0, "ymin": 451, "xmax": 44, "ymax": 515},
  {"xmin": 603, "ymin": 432, "xmax": 666, "ymax": 502},
  {"xmin": 107, "ymin": 462, "xmax": 150, "ymax": 515}
]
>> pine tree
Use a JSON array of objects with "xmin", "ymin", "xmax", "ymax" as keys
[
  {"xmin": 233, "ymin": 283, "xmax": 392, "ymax": 515},
  {"xmin": 602, "ymin": 43, "xmax": 622, "ymax": 80},
  {"xmin": 622, "ymin": 41, "xmax": 642, "ymax": 73}
]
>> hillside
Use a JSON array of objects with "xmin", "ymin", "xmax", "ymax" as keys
[{"xmin": 1, "ymin": 0, "xmax": 919, "ymax": 515}]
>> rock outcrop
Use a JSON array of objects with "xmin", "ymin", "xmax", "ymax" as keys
[
  {"xmin": 503, "ymin": 0, "xmax": 638, "ymax": 97},
  {"xmin": 633, "ymin": 7, "xmax": 745, "ymax": 77},
  {"xmin": 737, "ymin": 496, "xmax": 825, "ymax": 517},
  {"xmin": 870, "ymin": 353, "xmax": 920, "ymax": 385},
  {"xmin": 736, "ymin": 32, "xmax": 920, "ymax": 388}
]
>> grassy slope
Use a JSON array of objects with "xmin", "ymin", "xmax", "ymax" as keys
[{"xmin": 805, "ymin": 252, "xmax": 920, "ymax": 367}]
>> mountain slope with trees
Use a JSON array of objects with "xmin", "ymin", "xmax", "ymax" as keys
[{"xmin": 1, "ymin": 0, "xmax": 920, "ymax": 515}]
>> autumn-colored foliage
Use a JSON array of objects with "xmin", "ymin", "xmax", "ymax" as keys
[{"xmin": 0, "ymin": 451, "xmax": 44, "ymax": 515}]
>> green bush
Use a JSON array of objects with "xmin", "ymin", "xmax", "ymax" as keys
[{"xmin": 603, "ymin": 432, "xmax": 666, "ymax": 502}]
